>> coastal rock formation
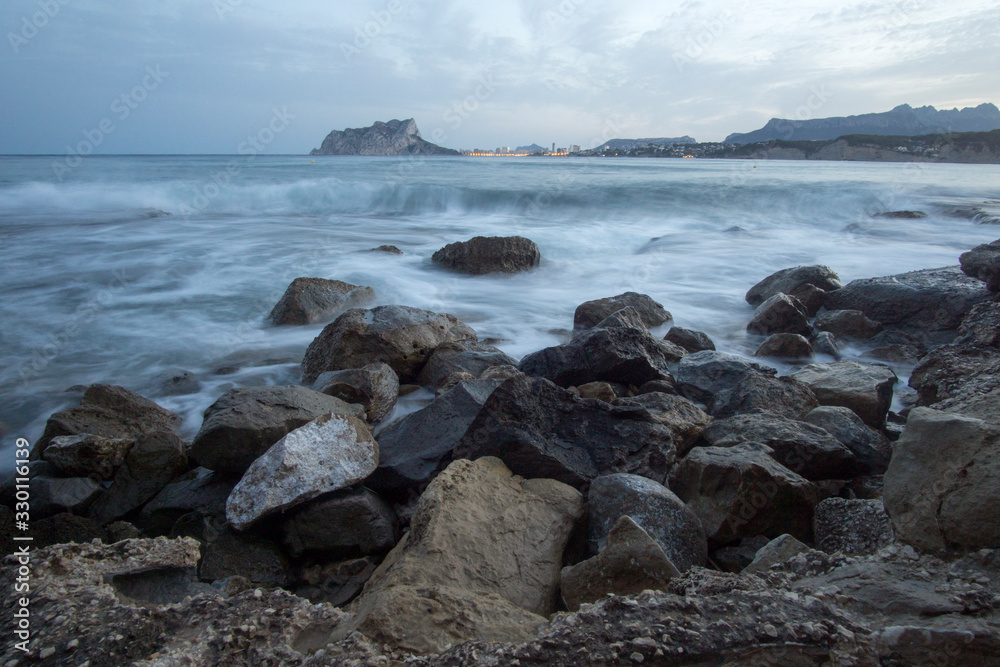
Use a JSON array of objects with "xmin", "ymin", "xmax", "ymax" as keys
[
  {"xmin": 674, "ymin": 350, "xmax": 777, "ymax": 405},
  {"xmin": 573, "ymin": 292, "xmax": 672, "ymax": 329},
  {"xmin": 745, "ymin": 265, "xmax": 842, "ymax": 307},
  {"xmin": 310, "ymin": 118, "xmax": 458, "ymax": 156},
  {"xmin": 790, "ymin": 361, "xmax": 897, "ymax": 429},
  {"xmin": 312, "ymin": 362, "xmax": 399, "ymax": 424},
  {"xmin": 268, "ymin": 277, "xmax": 375, "ymax": 326},
  {"xmin": 416, "ymin": 340, "xmax": 517, "ymax": 390},
  {"xmin": 754, "ymin": 333, "xmax": 813, "ymax": 359},
  {"xmin": 814, "ymin": 309, "xmax": 883, "ymax": 339},
  {"xmin": 960, "ymin": 239, "xmax": 1000, "ymax": 292},
  {"xmin": 664, "ymin": 326, "xmax": 716, "ymax": 352},
  {"xmin": 747, "ymin": 293, "xmax": 812, "ymax": 337},
  {"xmin": 432, "ymin": 235, "xmax": 540, "ymax": 274}
]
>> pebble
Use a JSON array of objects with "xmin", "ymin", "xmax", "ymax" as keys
[
  {"xmin": 630, "ymin": 652, "xmax": 644, "ymax": 663},
  {"xmin": 38, "ymin": 648, "xmax": 55, "ymax": 659},
  {"xmin": 763, "ymin": 623, "xmax": 779, "ymax": 638},
  {"xmin": 66, "ymin": 639, "xmax": 79, "ymax": 650},
  {"xmin": 253, "ymin": 589, "xmax": 263, "ymax": 599}
]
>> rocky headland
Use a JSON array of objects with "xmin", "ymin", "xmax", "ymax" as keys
[{"xmin": 310, "ymin": 119, "xmax": 458, "ymax": 156}]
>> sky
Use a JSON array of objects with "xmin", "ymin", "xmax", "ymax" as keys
[{"xmin": 1, "ymin": 0, "xmax": 998, "ymax": 154}]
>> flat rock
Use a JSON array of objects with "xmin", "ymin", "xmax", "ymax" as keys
[
  {"xmin": 959, "ymin": 239, "xmax": 1000, "ymax": 292},
  {"xmin": 710, "ymin": 372, "xmax": 819, "ymax": 420},
  {"xmin": 955, "ymin": 301, "xmax": 1000, "ymax": 348},
  {"xmin": 803, "ymin": 406, "xmax": 892, "ymax": 475},
  {"xmin": 313, "ymin": 362, "xmax": 399, "ymax": 424},
  {"xmin": 432, "ymin": 235, "xmax": 540, "ymax": 275},
  {"xmin": 791, "ymin": 361, "xmax": 897, "ymax": 429},
  {"xmin": 747, "ymin": 293, "xmax": 812, "ymax": 337},
  {"xmin": 614, "ymin": 392, "xmax": 712, "ymax": 456},
  {"xmin": 674, "ymin": 350, "xmax": 777, "ymax": 405},
  {"xmin": 42, "ymin": 434, "xmax": 133, "ymax": 481},
  {"xmin": 813, "ymin": 497, "xmax": 894, "ymax": 555},
  {"xmin": 416, "ymin": 340, "xmax": 517, "ymax": 390},
  {"xmin": 574, "ymin": 292, "xmax": 671, "ymax": 330},
  {"xmin": 33, "ymin": 476, "xmax": 103, "ymax": 518},
  {"xmin": 815, "ymin": 309, "xmax": 883, "ymax": 339},
  {"xmin": 226, "ymin": 413, "xmax": 379, "ymax": 530},
  {"xmin": 301, "ymin": 305, "xmax": 478, "ymax": 384},
  {"xmin": 281, "ymin": 487, "xmax": 399, "ymax": 558},
  {"xmin": 746, "ymin": 265, "xmax": 842, "ymax": 307},
  {"xmin": 908, "ymin": 344, "xmax": 1000, "ymax": 415},
  {"xmin": 664, "ymin": 326, "xmax": 716, "ymax": 353},
  {"xmin": 268, "ymin": 277, "xmax": 375, "ymax": 325},
  {"xmin": 754, "ymin": 333, "xmax": 813, "ymax": 359}
]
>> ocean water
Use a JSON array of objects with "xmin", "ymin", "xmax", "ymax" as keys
[{"xmin": 2, "ymin": 154, "xmax": 998, "ymax": 467}]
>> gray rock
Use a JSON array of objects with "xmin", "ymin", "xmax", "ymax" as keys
[
  {"xmin": 587, "ymin": 473, "xmax": 707, "ymax": 571},
  {"xmin": 594, "ymin": 305, "xmax": 651, "ymax": 330},
  {"xmin": 614, "ymin": 392, "xmax": 712, "ymax": 456},
  {"xmin": 0, "ymin": 461, "xmax": 58, "ymax": 506},
  {"xmin": 301, "ymin": 305, "xmax": 478, "ymax": 384},
  {"xmin": 432, "ymin": 235, "xmax": 540, "ymax": 275},
  {"xmin": 575, "ymin": 381, "xmax": 617, "ymax": 402},
  {"xmin": 573, "ymin": 292, "xmax": 672, "ymax": 330},
  {"xmin": 746, "ymin": 265, "xmax": 842, "ymax": 307},
  {"xmin": 190, "ymin": 385, "xmax": 363, "ymax": 476},
  {"xmin": 294, "ymin": 557, "xmax": 377, "ymax": 606},
  {"xmin": 754, "ymin": 333, "xmax": 813, "ymax": 359},
  {"xmin": 313, "ymin": 362, "xmax": 400, "ymax": 424},
  {"xmin": 788, "ymin": 283, "xmax": 828, "ymax": 317},
  {"xmin": 813, "ymin": 331, "xmax": 842, "ymax": 359},
  {"xmin": 909, "ymin": 344, "xmax": 1000, "ymax": 423},
  {"xmin": 813, "ymin": 498, "xmax": 894, "ymax": 555},
  {"xmin": 268, "ymin": 277, "xmax": 375, "ymax": 326},
  {"xmin": 712, "ymin": 535, "xmax": 770, "ymax": 573},
  {"xmin": 281, "ymin": 487, "xmax": 399, "ymax": 558},
  {"xmin": 710, "ymin": 372, "xmax": 819, "ymax": 420},
  {"xmin": 137, "ymin": 467, "xmax": 235, "ymax": 535},
  {"xmin": 311, "ymin": 118, "xmax": 458, "ymax": 156},
  {"xmin": 815, "ymin": 309, "xmax": 883, "ymax": 339},
  {"xmin": 370, "ymin": 244, "xmax": 403, "ymax": 254},
  {"xmin": 803, "ymin": 406, "xmax": 892, "ymax": 475},
  {"xmin": 959, "ymin": 239, "xmax": 1000, "ymax": 292},
  {"xmin": 743, "ymin": 533, "xmax": 814, "ymax": 574},
  {"xmin": 747, "ymin": 293, "xmax": 811, "ymax": 337},
  {"xmin": 791, "ymin": 361, "xmax": 898, "ymax": 429},
  {"xmin": 955, "ymin": 301, "xmax": 1000, "ymax": 348},
  {"xmin": 664, "ymin": 326, "xmax": 716, "ymax": 353},
  {"xmin": 416, "ymin": 340, "xmax": 517, "ymax": 390},
  {"xmin": 42, "ymin": 434, "xmax": 133, "ymax": 481},
  {"xmin": 674, "ymin": 350, "xmax": 777, "ymax": 405},
  {"xmin": 479, "ymin": 364, "xmax": 523, "ymax": 381},
  {"xmin": 157, "ymin": 369, "xmax": 200, "ymax": 396},
  {"xmin": 33, "ymin": 476, "xmax": 103, "ymax": 519},
  {"xmin": 198, "ymin": 527, "xmax": 293, "ymax": 586}
]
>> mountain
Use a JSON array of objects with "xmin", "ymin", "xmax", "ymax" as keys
[
  {"xmin": 310, "ymin": 119, "xmax": 459, "ymax": 156},
  {"xmin": 591, "ymin": 137, "xmax": 697, "ymax": 151},
  {"xmin": 516, "ymin": 143, "xmax": 546, "ymax": 152},
  {"xmin": 725, "ymin": 103, "xmax": 1000, "ymax": 144}
]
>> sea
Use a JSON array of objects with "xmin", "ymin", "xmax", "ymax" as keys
[{"xmin": 2, "ymin": 154, "xmax": 999, "ymax": 469}]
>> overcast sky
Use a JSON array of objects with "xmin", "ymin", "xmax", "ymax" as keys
[{"xmin": 2, "ymin": 0, "xmax": 998, "ymax": 154}]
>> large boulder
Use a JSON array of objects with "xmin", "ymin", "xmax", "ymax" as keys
[
  {"xmin": 33, "ymin": 384, "xmax": 181, "ymax": 459},
  {"xmin": 710, "ymin": 372, "xmax": 819, "ymax": 420},
  {"xmin": 415, "ymin": 340, "xmax": 517, "ymax": 390},
  {"xmin": 137, "ymin": 467, "xmax": 234, "ymax": 535},
  {"xmin": 702, "ymin": 413, "xmax": 857, "ymax": 481},
  {"xmin": 367, "ymin": 379, "xmax": 502, "ymax": 499},
  {"xmin": 746, "ymin": 293, "xmax": 812, "ymax": 337},
  {"xmin": 614, "ymin": 392, "xmax": 712, "ymax": 456},
  {"xmin": 431, "ymin": 235, "xmax": 540, "ymax": 275},
  {"xmin": 281, "ymin": 487, "xmax": 399, "ymax": 558},
  {"xmin": 32, "ymin": 476, "xmax": 103, "ymax": 519},
  {"xmin": 190, "ymin": 385, "xmax": 363, "ymax": 476},
  {"xmin": 743, "ymin": 533, "xmax": 814, "ymax": 575},
  {"xmin": 955, "ymin": 301, "xmax": 1000, "ymax": 348},
  {"xmin": 813, "ymin": 498, "xmax": 894, "ymax": 555},
  {"xmin": 267, "ymin": 277, "xmax": 375, "ymax": 326},
  {"xmin": 908, "ymin": 344, "xmax": 1000, "ymax": 422},
  {"xmin": 518, "ymin": 325, "xmax": 678, "ymax": 388},
  {"xmin": 587, "ymin": 473, "xmax": 707, "ymax": 571},
  {"xmin": 453, "ymin": 376, "xmax": 676, "ymax": 489},
  {"xmin": 573, "ymin": 292, "xmax": 671, "ymax": 330},
  {"xmin": 803, "ymin": 406, "xmax": 892, "ymax": 475},
  {"xmin": 301, "ymin": 305, "xmax": 478, "ymax": 384},
  {"xmin": 669, "ymin": 443, "xmax": 820, "ymax": 544},
  {"xmin": 674, "ymin": 351, "xmax": 777, "ymax": 405},
  {"xmin": 754, "ymin": 333, "xmax": 813, "ymax": 359},
  {"xmin": 312, "ymin": 362, "xmax": 399, "ymax": 424},
  {"xmin": 560, "ymin": 516, "xmax": 680, "ymax": 612},
  {"xmin": 884, "ymin": 407, "xmax": 1000, "ymax": 550},
  {"xmin": 745, "ymin": 265, "xmax": 842, "ymax": 307},
  {"xmin": 225, "ymin": 413, "xmax": 379, "ymax": 530},
  {"xmin": 791, "ymin": 361, "xmax": 898, "ymax": 429},
  {"xmin": 664, "ymin": 326, "xmax": 716, "ymax": 353},
  {"xmin": 42, "ymin": 434, "xmax": 133, "ymax": 481},
  {"xmin": 815, "ymin": 309, "xmax": 882, "ymax": 339},
  {"xmin": 959, "ymin": 239, "xmax": 1000, "ymax": 292}
]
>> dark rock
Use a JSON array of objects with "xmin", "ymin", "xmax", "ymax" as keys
[
  {"xmin": 710, "ymin": 372, "xmax": 819, "ymax": 421},
  {"xmin": 587, "ymin": 473, "xmax": 707, "ymax": 571},
  {"xmin": 198, "ymin": 527, "xmax": 293, "ymax": 586},
  {"xmin": 42, "ymin": 434, "xmax": 133, "ymax": 481},
  {"xmin": 711, "ymin": 535, "xmax": 770, "ymax": 573},
  {"xmin": 105, "ymin": 521, "xmax": 141, "ymax": 542},
  {"xmin": 33, "ymin": 384, "xmax": 181, "ymax": 459},
  {"xmin": 669, "ymin": 442, "xmax": 820, "ymax": 544},
  {"xmin": 367, "ymin": 379, "xmax": 502, "ymax": 499},
  {"xmin": 614, "ymin": 392, "xmax": 712, "ymax": 456},
  {"xmin": 908, "ymin": 344, "xmax": 1000, "ymax": 422},
  {"xmin": 269, "ymin": 277, "xmax": 376, "ymax": 325},
  {"xmin": 313, "ymin": 362, "xmax": 400, "ymax": 424},
  {"xmin": 674, "ymin": 351, "xmax": 777, "ymax": 405},
  {"xmin": 813, "ymin": 331, "xmax": 842, "ymax": 359},
  {"xmin": 416, "ymin": 340, "xmax": 517, "ymax": 390},
  {"xmin": 788, "ymin": 283, "xmax": 828, "ymax": 317},
  {"xmin": 746, "ymin": 265, "xmax": 842, "ymax": 307},
  {"xmin": 813, "ymin": 498, "xmax": 894, "ymax": 555},
  {"xmin": 32, "ymin": 513, "xmax": 106, "ymax": 547},
  {"xmin": 959, "ymin": 239, "xmax": 1000, "ymax": 292},
  {"xmin": 281, "ymin": 487, "xmax": 399, "ymax": 558},
  {"xmin": 664, "ymin": 326, "xmax": 716, "ymax": 353},
  {"xmin": 157, "ymin": 369, "xmax": 200, "ymax": 396},
  {"xmin": 33, "ymin": 476, "xmax": 103, "ymax": 518},
  {"xmin": 593, "ymin": 305, "xmax": 650, "ymax": 330},
  {"xmin": 791, "ymin": 361, "xmax": 897, "ymax": 429},
  {"xmin": 479, "ymin": 364, "xmax": 523, "ymax": 381},
  {"xmin": 432, "ymin": 235, "xmax": 540, "ymax": 275},
  {"xmin": 301, "ymin": 305, "xmax": 478, "ymax": 384},
  {"xmin": 575, "ymin": 381, "xmax": 617, "ymax": 402},
  {"xmin": 743, "ymin": 533, "xmax": 814, "ymax": 574},
  {"xmin": 874, "ymin": 210, "xmax": 927, "ymax": 219},
  {"xmin": 190, "ymin": 385, "xmax": 363, "ymax": 476},
  {"xmin": 955, "ymin": 301, "xmax": 1000, "ymax": 348},
  {"xmin": 137, "ymin": 468, "xmax": 235, "ymax": 535},
  {"xmin": 636, "ymin": 379, "xmax": 677, "ymax": 395},
  {"xmin": 702, "ymin": 413, "xmax": 857, "ymax": 481},
  {"xmin": 803, "ymin": 406, "xmax": 892, "ymax": 475},
  {"xmin": 754, "ymin": 333, "xmax": 813, "ymax": 359},
  {"xmin": 88, "ymin": 432, "xmax": 188, "ymax": 525},
  {"xmin": 453, "ymin": 375, "xmax": 676, "ymax": 490},
  {"xmin": 295, "ymin": 557, "xmax": 377, "ymax": 606},
  {"xmin": 845, "ymin": 475, "xmax": 884, "ymax": 500},
  {"xmin": 573, "ymin": 292, "xmax": 671, "ymax": 330},
  {"xmin": 815, "ymin": 309, "xmax": 883, "ymax": 339},
  {"xmin": 371, "ymin": 245, "xmax": 403, "ymax": 254},
  {"xmin": 0, "ymin": 461, "xmax": 58, "ymax": 507},
  {"xmin": 747, "ymin": 293, "xmax": 812, "ymax": 337}
]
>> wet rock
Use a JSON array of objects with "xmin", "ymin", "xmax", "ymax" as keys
[
  {"xmin": 669, "ymin": 443, "xmax": 820, "ymax": 544},
  {"xmin": 743, "ymin": 533, "xmax": 814, "ymax": 574},
  {"xmin": 33, "ymin": 476, "xmax": 103, "ymax": 519},
  {"xmin": 479, "ymin": 363, "xmax": 523, "ymax": 380},
  {"xmin": 813, "ymin": 331, "xmax": 842, "ymax": 359},
  {"xmin": 587, "ymin": 473, "xmax": 707, "ymax": 571},
  {"xmin": 42, "ymin": 434, "xmax": 133, "ymax": 481},
  {"xmin": 712, "ymin": 535, "xmax": 770, "ymax": 573},
  {"xmin": 371, "ymin": 244, "xmax": 403, "ymax": 254},
  {"xmin": 813, "ymin": 497, "xmax": 894, "ymax": 555},
  {"xmin": 614, "ymin": 392, "xmax": 712, "ymax": 456},
  {"xmin": 157, "ymin": 369, "xmax": 200, "ymax": 396},
  {"xmin": 198, "ymin": 527, "xmax": 293, "ymax": 586},
  {"xmin": 226, "ymin": 413, "xmax": 378, "ymax": 530},
  {"xmin": 746, "ymin": 265, "xmax": 842, "ymax": 307},
  {"xmin": 268, "ymin": 277, "xmax": 375, "ymax": 326},
  {"xmin": 959, "ymin": 239, "xmax": 1000, "ymax": 292},
  {"xmin": 788, "ymin": 283, "xmax": 828, "ymax": 317},
  {"xmin": 574, "ymin": 292, "xmax": 671, "ymax": 330},
  {"xmin": 561, "ymin": 516, "xmax": 680, "ymax": 612},
  {"xmin": 137, "ymin": 467, "xmax": 234, "ymax": 535},
  {"xmin": 32, "ymin": 512, "xmax": 106, "ymax": 547},
  {"xmin": 747, "ymin": 293, "xmax": 812, "ymax": 337},
  {"xmin": 884, "ymin": 407, "xmax": 1000, "ymax": 550},
  {"xmin": 432, "ymin": 235, "xmax": 541, "ymax": 275},
  {"xmin": 576, "ymin": 381, "xmax": 617, "ymax": 401},
  {"xmin": 664, "ymin": 326, "xmax": 716, "ymax": 353},
  {"xmin": 803, "ymin": 406, "xmax": 892, "ymax": 475},
  {"xmin": 710, "ymin": 372, "xmax": 819, "ymax": 420},
  {"xmin": 754, "ymin": 333, "xmax": 813, "ymax": 359},
  {"xmin": 416, "ymin": 340, "xmax": 517, "ymax": 390},
  {"xmin": 301, "ymin": 305, "xmax": 478, "ymax": 384},
  {"xmin": 874, "ymin": 210, "xmax": 927, "ymax": 218},
  {"xmin": 955, "ymin": 301, "xmax": 1000, "ymax": 348},
  {"xmin": 454, "ymin": 376, "xmax": 676, "ymax": 489},
  {"xmin": 674, "ymin": 350, "xmax": 777, "ymax": 405},
  {"xmin": 815, "ymin": 309, "xmax": 883, "ymax": 339},
  {"xmin": 791, "ymin": 361, "xmax": 897, "ymax": 429},
  {"xmin": 312, "ymin": 362, "xmax": 399, "ymax": 424},
  {"xmin": 281, "ymin": 487, "xmax": 398, "ymax": 558},
  {"xmin": 190, "ymin": 385, "xmax": 363, "ymax": 476}
]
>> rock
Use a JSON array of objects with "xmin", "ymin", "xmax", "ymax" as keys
[
  {"xmin": 267, "ymin": 277, "xmax": 375, "ymax": 326},
  {"xmin": 674, "ymin": 350, "xmax": 777, "ymax": 405},
  {"xmin": 157, "ymin": 369, "xmax": 200, "ymax": 396},
  {"xmin": 813, "ymin": 498, "xmax": 894, "ymax": 555},
  {"xmin": 480, "ymin": 364, "xmax": 523, "ymax": 380},
  {"xmin": 313, "ymin": 118, "xmax": 459, "ymax": 155},
  {"xmin": 295, "ymin": 557, "xmax": 377, "ymax": 606},
  {"xmin": 190, "ymin": 385, "xmax": 363, "ymax": 476},
  {"xmin": 32, "ymin": 476, "xmax": 103, "ymax": 518},
  {"xmin": 560, "ymin": 516, "xmax": 680, "ymax": 612},
  {"xmin": 226, "ymin": 413, "xmax": 378, "ymax": 530},
  {"xmin": 31, "ymin": 513, "xmax": 106, "ymax": 547},
  {"xmin": 432, "ymin": 235, "xmax": 540, "ymax": 275},
  {"xmin": 664, "ymin": 326, "xmax": 716, "ymax": 353},
  {"xmin": 909, "ymin": 345, "xmax": 1000, "ymax": 423},
  {"xmin": 587, "ymin": 473, "xmax": 707, "ymax": 571},
  {"xmin": 519, "ymin": 325, "xmax": 679, "ymax": 388},
  {"xmin": 815, "ymin": 309, "xmax": 883, "ymax": 339},
  {"xmin": 137, "ymin": 467, "xmax": 235, "ymax": 535},
  {"xmin": 42, "ymin": 434, "xmax": 133, "ymax": 481},
  {"xmin": 105, "ymin": 521, "xmax": 141, "ymax": 542},
  {"xmin": 88, "ymin": 432, "xmax": 188, "ymax": 525},
  {"xmin": 33, "ymin": 383, "xmax": 181, "ymax": 459},
  {"xmin": 712, "ymin": 535, "xmax": 770, "ymax": 573},
  {"xmin": 0, "ymin": 461, "xmax": 57, "ymax": 506},
  {"xmin": 874, "ymin": 210, "xmax": 927, "ymax": 218},
  {"xmin": 614, "ymin": 392, "xmax": 712, "ymax": 456},
  {"xmin": 791, "ymin": 361, "xmax": 898, "ymax": 429},
  {"xmin": 198, "ymin": 527, "xmax": 293, "ymax": 586},
  {"xmin": 301, "ymin": 305, "xmax": 478, "ymax": 384},
  {"xmin": 282, "ymin": 487, "xmax": 398, "ymax": 558},
  {"xmin": 803, "ymin": 406, "xmax": 892, "ymax": 475},
  {"xmin": 788, "ymin": 283, "xmax": 828, "ymax": 317},
  {"xmin": 747, "ymin": 293, "xmax": 812, "ymax": 337},
  {"xmin": 743, "ymin": 533, "xmax": 813, "ymax": 574},
  {"xmin": 371, "ymin": 244, "xmax": 403, "ymax": 254},
  {"xmin": 312, "ymin": 362, "xmax": 399, "ymax": 424},
  {"xmin": 754, "ymin": 333, "xmax": 813, "ymax": 359},
  {"xmin": 636, "ymin": 379, "xmax": 678, "ymax": 395},
  {"xmin": 454, "ymin": 376, "xmax": 676, "ymax": 489},
  {"xmin": 416, "ymin": 340, "xmax": 517, "ymax": 390},
  {"xmin": 823, "ymin": 266, "xmax": 992, "ymax": 340},
  {"xmin": 573, "ymin": 292, "xmax": 672, "ymax": 330},
  {"xmin": 959, "ymin": 239, "xmax": 1000, "ymax": 292},
  {"xmin": 884, "ymin": 407, "xmax": 1000, "ymax": 550},
  {"xmin": 746, "ymin": 265, "xmax": 842, "ymax": 307},
  {"xmin": 367, "ymin": 379, "xmax": 502, "ymax": 499},
  {"xmin": 669, "ymin": 443, "xmax": 820, "ymax": 544},
  {"xmin": 593, "ymin": 305, "xmax": 651, "ymax": 330},
  {"xmin": 576, "ymin": 381, "xmax": 617, "ymax": 401},
  {"xmin": 702, "ymin": 413, "xmax": 857, "ymax": 481},
  {"xmin": 710, "ymin": 372, "xmax": 819, "ymax": 420},
  {"xmin": 813, "ymin": 331, "xmax": 842, "ymax": 358},
  {"xmin": 955, "ymin": 301, "xmax": 1000, "ymax": 348},
  {"xmin": 354, "ymin": 457, "xmax": 583, "ymax": 619}
]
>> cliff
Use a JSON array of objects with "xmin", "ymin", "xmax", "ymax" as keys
[{"xmin": 310, "ymin": 119, "xmax": 459, "ymax": 156}]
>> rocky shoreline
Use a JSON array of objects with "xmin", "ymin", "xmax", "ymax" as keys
[{"xmin": 3, "ymin": 234, "xmax": 1000, "ymax": 665}]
